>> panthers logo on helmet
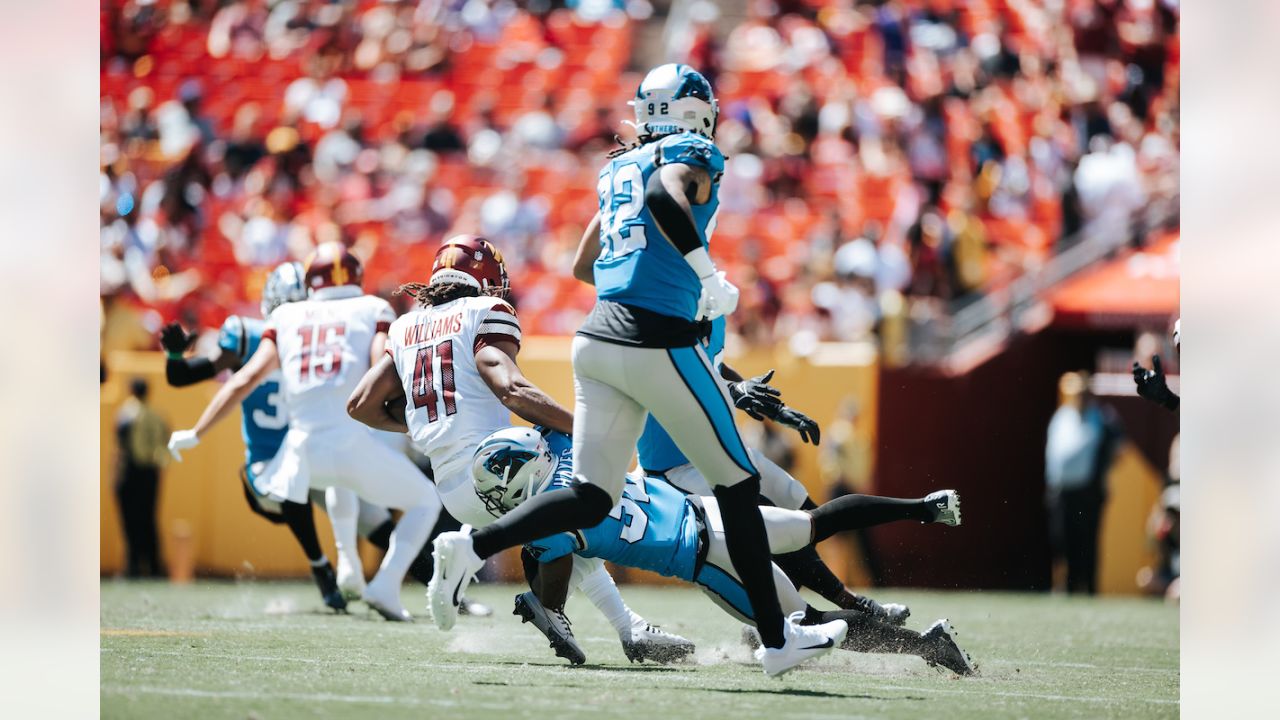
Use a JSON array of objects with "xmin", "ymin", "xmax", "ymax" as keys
[{"xmin": 630, "ymin": 63, "xmax": 719, "ymax": 140}]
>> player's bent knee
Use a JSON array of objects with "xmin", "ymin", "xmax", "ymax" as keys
[
  {"xmin": 714, "ymin": 473, "xmax": 762, "ymax": 500},
  {"xmin": 573, "ymin": 483, "xmax": 615, "ymax": 526}
]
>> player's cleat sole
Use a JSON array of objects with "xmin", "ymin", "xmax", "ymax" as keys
[
  {"xmin": 847, "ymin": 593, "xmax": 911, "ymax": 626},
  {"xmin": 925, "ymin": 490, "xmax": 962, "ymax": 527},
  {"xmin": 922, "ymin": 619, "xmax": 976, "ymax": 676},
  {"xmin": 310, "ymin": 563, "xmax": 348, "ymax": 612},
  {"xmin": 882, "ymin": 603, "xmax": 911, "ymax": 625},
  {"xmin": 458, "ymin": 597, "xmax": 493, "ymax": 617},
  {"xmin": 621, "ymin": 623, "xmax": 696, "ymax": 664},
  {"xmin": 755, "ymin": 614, "xmax": 848, "ymax": 678},
  {"xmin": 426, "ymin": 527, "xmax": 483, "ymax": 631},
  {"xmin": 513, "ymin": 592, "xmax": 586, "ymax": 665}
]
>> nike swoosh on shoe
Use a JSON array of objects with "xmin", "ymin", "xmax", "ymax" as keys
[{"xmin": 799, "ymin": 638, "xmax": 834, "ymax": 650}]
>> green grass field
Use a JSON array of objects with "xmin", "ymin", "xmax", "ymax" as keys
[{"xmin": 101, "ymin": 579, "xmax": 1178, "ymax": 719}]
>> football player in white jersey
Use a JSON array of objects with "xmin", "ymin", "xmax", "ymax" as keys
[
  {"xmin": 168, "ymin": 243, "xmax": 442, "ymax": 621},
  {"xmin": 348, "ymin": 235, "xmax": 694, "ymax": 662}
]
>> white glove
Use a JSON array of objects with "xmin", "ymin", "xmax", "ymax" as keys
[
  {"xmin": 684, "ymin": 246, "xmax": 739, "ymax": 321},
  {"xmin": 168, "ymin": 429, "xmax": 200, "ymax": 462}
]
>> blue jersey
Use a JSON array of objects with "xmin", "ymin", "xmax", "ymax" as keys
[
  {"xmin": 218, "ymin": 316, "xmax": 288, "ymax": 466},
  {"xmin": 593, "ymin": 132, "xmax": 724, "ymax": 321},
  {"xmin": 526, "ymin": 431, "xmax": 702, "ymax": 582},
  {"xmin": 635, "ymin": 317, "xmax": 727, "ymax": 472}
]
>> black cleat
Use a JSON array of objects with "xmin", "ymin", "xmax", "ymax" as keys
[
  {"xmin": 847, "ymin": 594, "xmax": 911, "ymax": 626},
  {"xmin": 311, "ymin": 563, "xmax": 348, "ymax": 612},
  {"xmin": 513, "ymin": 592, "xmax": 586, "ymax": 665},
  {"xmin": 922, "ymin": 619, "xmax": 976, "ymax": 676}
]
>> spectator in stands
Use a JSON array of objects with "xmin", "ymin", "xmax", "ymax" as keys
[
  {"xmin": 115, "ymin": 379, "xmax": 170, "ymax": 578},
  {"xmin": 1044, "ymin": 371, "xmax": 1123, "ymax": 595}
]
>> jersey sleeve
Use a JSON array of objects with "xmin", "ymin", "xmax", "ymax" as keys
[
  {"xmin": 524, "ymin": 532, "xmax": 582, "ymax": 564},
  {"xmin": 217, "ymin": 316, "xmax": 248, "ymax": 362},
  {"xmin": 658, "ymin": 134, "xmax": 725, "ymax": 178},
  {"xmin": 372, "ymin": 298, "xmax": 396, "ymax": 334},
  {"xmin": 473, "ymin": 299, "xmax": 521, "ymax": 353},
  {"xmin": 384, "ymin": 315, "xmax": 406, "ymax": 359}
]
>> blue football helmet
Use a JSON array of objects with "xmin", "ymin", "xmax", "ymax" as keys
[
  {"xmin": 629, "ymin": 63, "xmax": 719, "ymax": 140},
  {"xmin": 261, "ymin": 261, "xmax": 307, "ymax": 318}
]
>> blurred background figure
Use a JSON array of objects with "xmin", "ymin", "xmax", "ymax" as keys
[
  {"xmin": 114, "ymin": 378, "xmax": 170, "ymax": 578},
  {"xmin": 1044, "ymin": 372, "xmax": 1122, "ymax": 595},
  {"xmin": 1138, "ymin": 435, "xmax": 1180, "ymax": 602},
  {"xmin": 820, "ymin": 398, "xmax": 883, "ymax": 587}
]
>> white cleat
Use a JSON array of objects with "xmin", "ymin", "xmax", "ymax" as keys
[
  {"xmin": 336, "ymin": 554, "xmax": 366, "ymax": 602},
  {"xmin": 426, "ymin": 526, "xmax": 483, "ymax": 631},
  {"xmin": 925, "ymin": 490, "xmax": 962, "ymax": 526},
  {"xmin": 621, "ymin": 620, "xmax": 696, "ymax": 664},
  {"xmin": 754, "ymin": 612, "xmax": 848, "ymax": 678},
  {"xmin": 363, "ymin": 578, "xmax": 412, "ymax": 622}
]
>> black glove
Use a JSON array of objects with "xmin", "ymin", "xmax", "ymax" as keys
[
  {"xmin": 775, "ymin": 406, "xmax": 821, "ymax": 445},
  {"xmin": 1133, "ymin": 354, "xmax": 1179, "ymax": 411},
  {"xmin": 728, "ymin": 370, "xmax": 784, "ymax": 421},
  {"xmin": 159, "ymin": 322, "xmax": 197, "ymax": 355}
]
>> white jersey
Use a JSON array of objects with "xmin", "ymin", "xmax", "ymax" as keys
[
  {"xmin": 386, "ymin": 294, "xmax": 521, "ymax": 474},
  {"xmin": 265, "ymin": 286, "xmax": 396, "ymax": 433}
]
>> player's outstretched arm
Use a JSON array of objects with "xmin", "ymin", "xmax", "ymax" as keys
[
  {"xmin": 160, "ymin": 322, "xmax": 238, "ymax": 387},
  {"xmin": 572, "ymin": 212, "xmax": 601, "ymax": 286},
  {"xmin": 347, "ymin": 355, "xmax": 410, "ymax": 433},
  {"xmin": 718, "ymin": 362, "xmax": 821, "ymax": 445},
  {"xmin": 475, "ymin": 340, "xmax": 573, "ymax": 435},
  {"xmin": 168, "ymin": 339, "xmax": 281, "ymax": 460}
]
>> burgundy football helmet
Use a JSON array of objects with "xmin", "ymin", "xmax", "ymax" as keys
[
  {"xmin": 429, "ymin": 234, "xmax": 510, "ymax": 298},
  {"xmin": 304, "ymin": 242, "xmax": 363, "ymax": 291}
]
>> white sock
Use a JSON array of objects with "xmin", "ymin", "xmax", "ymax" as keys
[
  {"xmin": 573, "ymin": 556, "xmax": 638, "ymax": 637},
  {"xmin": 324, "ymin": 487, "xmax": 362, "ymax": 575},
  {"xmin": 371, "ymin": 503, "xmax": 436, "ymax": 589}
]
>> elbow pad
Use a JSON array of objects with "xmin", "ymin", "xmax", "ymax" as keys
[{"xmin": 166, "ymin": 357, "xmax": 217, "ymax": 387}]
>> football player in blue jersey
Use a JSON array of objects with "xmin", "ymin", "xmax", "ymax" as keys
[
  {"xmin": 571, "ymin": 213, "xmax": 937, "ymax": 626},
  {"xmin": 428, "ymin": 64, "xmax": 845, "ymax": 676},
  {"xmin": 475, "ymin": 427, "xmax": 975, "ymax": 676},
  {"xmin": 160, "ymin": 262, "xmax": 491, "ymax": 616}
]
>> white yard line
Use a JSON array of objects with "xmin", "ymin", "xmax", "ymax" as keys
[
  {"xmin": 867, "ymin": 682, "xmax": 1179, "ymax": 706},
  {"xmin": 102, "ymin": 648, "xmax": 1178, "ymax": 706},
  {"xmin": 995, "ymin": 658, "xmax": 1179, "ymax": 675}
]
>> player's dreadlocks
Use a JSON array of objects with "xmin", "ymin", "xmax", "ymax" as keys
[
  {"xmin": 607, "ymin": 133, "xmax": 658, "ymax": 159},
  {"xmin": 394, "ymin": 280, "xmax": 480, "ymax": 307}
]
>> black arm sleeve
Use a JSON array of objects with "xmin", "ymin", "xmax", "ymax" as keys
[
  {"xmin": 644, "ymin": 171, "xmax": 703, "ymax": 255},
  {"xmin": 166, "ymin": 356, "xmax": 218, "ymax": 387}
]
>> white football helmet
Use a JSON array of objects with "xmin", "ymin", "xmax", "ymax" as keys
[
  {"xmin": 472, "ymin": 427, "xmax": 556, "ymax": 518},
  {"xmin": 629, "ymin": 63, "xmax": 718, "ymax": 140},
  {"xmin": 261, "ymin": 261, "xmax": 307, "ymax": 318}
]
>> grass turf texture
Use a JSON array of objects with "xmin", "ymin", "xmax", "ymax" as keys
[{"xmin": 101, "ymin": 580, "xmax": 1178, "ymax": 719}]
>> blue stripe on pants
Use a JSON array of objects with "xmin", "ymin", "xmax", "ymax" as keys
[
  {"xmin": 695, "ymin": 562, "xmax": 755, "ymax": 621},
  {"xmin": 666, "ymin": 346, "xmax": 757, "ymax": 476}
]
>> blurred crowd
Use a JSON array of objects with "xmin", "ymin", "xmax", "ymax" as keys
[{"xmin": 101, "ymin": 0, "xmax": 1179, "ymax": 359}]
